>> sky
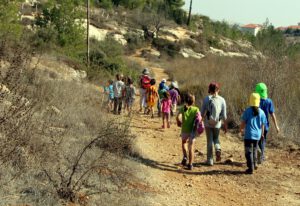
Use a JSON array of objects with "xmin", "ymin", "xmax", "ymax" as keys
[{"xmin": 183, "ymin": 0, "xmax": 300, "ymax": 27}]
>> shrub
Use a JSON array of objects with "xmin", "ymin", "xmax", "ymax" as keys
[
  {"xmin": 165, "ymin": 54, "xmax": 300, "ymax": 146},
  {"xmin": 152, "ymin": 38, "xmax": 181, "ymax": 57},
  {"xmin": 125, "ymin": 31, "xmax": 145, "ymax": 52}
]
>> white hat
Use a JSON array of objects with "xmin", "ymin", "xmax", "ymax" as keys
[
  {"xmin": 161, "ymin": 79, "xmax": 166, "ymax": 83},
  {"xmin": 142, "ymin": 68, "xmax": 150, "ymax": 75},
  {"xmin": 171, "ymin": 81, "xmax": 179, "ymax": 89}
]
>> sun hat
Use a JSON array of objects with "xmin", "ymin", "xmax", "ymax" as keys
[
  {"xmin": 171, "ymin": 81, "xmax": 179, "ymax": 89},
  {"xmin": 255, "ymin": 83, "xmax": 268, "ymax": 99},
  {"xmin": 142, "ymin": 68, "xmax": 150, "ymax": 75},
  {"xmin": 249, "ymin": 93, "xmax": 260, "ymax": 107}
]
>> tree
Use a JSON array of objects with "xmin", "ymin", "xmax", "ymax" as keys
[
  {"xmin": 187, "ymin": 0, "xmax": 192, "ymax": 26},
  {"xmin": 0, "ymin": 0, "xmax": 23, "ymax": 39},
  {"xmin": 35, "ymin": 0, "xmax": 85, "ymax": 49}
]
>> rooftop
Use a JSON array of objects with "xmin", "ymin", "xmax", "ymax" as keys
[{"xmin": 241, "ymin": 24, "xmax": 262, "ymax": 29}]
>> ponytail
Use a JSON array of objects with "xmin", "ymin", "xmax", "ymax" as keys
[
  {"xmin": 184, "ymin": 104, "xmax": 188, "ymax": 112},
  {"xmin": 251, "ymin": 106, "xmax": 259, "ymax": 116}
]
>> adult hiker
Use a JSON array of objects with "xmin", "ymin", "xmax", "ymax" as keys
[
  {"xmin": 139, "ymin": 68, "xmax": 151, "ymax": 113},
  {"xmin": 201, "ymin": 82, "xmax": 227, "ymax": 166},
  {"xmin": 157, "ymin": 79, "xmax": 169, "ymax": 117},
  {"xmin": 255, "ymin": 82, "xmax": 280, "ymax": 164},
  {"xmin": 168, "ymin": 81, "xmax": 180, "ymax": 116},
  {"xmin": 113, "ymin": 74, "xmax": 125, "ymax": 115},
  {"xmin": 240, "ymin": 93, "xmax": 267, "ymax": 174},
  {"xmin": 176, "ymin": 93, "xmax": 203, "ymax": 170}
]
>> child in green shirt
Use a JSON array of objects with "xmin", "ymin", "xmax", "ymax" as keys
[{"xmin": 176, "ymin": 93, "xmax": 202, "ymax": 170}]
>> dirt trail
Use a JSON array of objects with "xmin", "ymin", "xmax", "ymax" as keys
[{"xmin": 128, "ymin": 51, "xmax": 300, "ymax": 206}]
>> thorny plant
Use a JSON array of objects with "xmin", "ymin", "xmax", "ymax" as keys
[
  {"xmin": 41, "ymin": 117, "xmax": 134, "ymax": 202},
  {"xmin": 0, "ymin": 38, "xmax": 39, "ymax": 171}
]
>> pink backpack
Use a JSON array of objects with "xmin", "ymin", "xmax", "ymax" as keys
[{"xmin": 194, "ymin": 112, "xmax": 204, "ymax": 135}]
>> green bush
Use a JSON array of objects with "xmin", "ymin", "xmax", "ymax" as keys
[
  {"xmin": 35, "ymin": 0, "xmax": 85, "ymax": 55},
  {"xmin": 152, "ymin": 38, "xmax": 181, "ymax": 57},
  {"xmin": 125, "ymin": 32, "xmax": 145, "ymax": 52}
]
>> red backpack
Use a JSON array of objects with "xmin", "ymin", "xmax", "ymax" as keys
[{"xmin": 141, "ymin": 75, "xmax": 151, "ymax": 89}]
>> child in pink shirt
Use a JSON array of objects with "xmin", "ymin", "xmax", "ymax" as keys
[{"xmin": 161, "ymin": 91, "xmax": 172, "ymax": 128}]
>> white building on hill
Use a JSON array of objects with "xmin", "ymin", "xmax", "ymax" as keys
[{"xmin": 240, "ymin": 24, "xmax": 262, "ymax": 36}]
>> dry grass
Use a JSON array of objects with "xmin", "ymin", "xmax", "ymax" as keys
[
  {"xmin": 164, "ymin": 54, "xmax": 300, "ymax": 146},
  {"xmin": 0, "ymin": 39, "xmax": 148, "ymax": 205}
]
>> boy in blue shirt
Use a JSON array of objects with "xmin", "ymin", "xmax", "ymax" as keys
[
  {"xmin": 255, "ymin": 83, "xmax": 280, "ymax": 163},
  {"xmin": 104, "ymin": 80, "xmax": 114, "ymax": 112},
  {"xmin": 240, "ymin": 93, "xmax": 267, "ymax": 174}
]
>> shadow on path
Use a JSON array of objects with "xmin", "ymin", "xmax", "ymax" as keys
[{"xmin": 132, "ymin": 154, "xmax": 246, "ymax": 176}]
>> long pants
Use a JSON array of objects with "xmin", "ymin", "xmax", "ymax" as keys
[
  {"xmin": 244, "ymin": 139, "xmax": 258, "ymax": 172},
  {"xmin": 113, "ymin": 97, "xmax": 123, "ymax": 114},
  {"xmin": 205, "ymin": 127, "xmax": 221, "ymax": 165},
  {"xmin": 258, "ymin": 130, "xmax": 268, "ymax": 162},
  {"xmin": 139, "ymin": 88, "xmax": 147, "ymax": 109}
]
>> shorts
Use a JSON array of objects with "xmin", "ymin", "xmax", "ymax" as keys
[
  {"xmin": 181, "ymin": 132, "xmax": 196, "ymax": 141},
  {"xmin": 108, "ymin": 96, "xmax": 114, "ymax": 103},
  {"xmin": 148, "ymin": 102, "xmax": 155, "ymax": 107},
  {"xmin": 126, "ymin": 98, "xmax": 135, "ymax": 107},
  {"xmin": 172, "ymin": 104, "xmax": 177, "ymax": 113}
]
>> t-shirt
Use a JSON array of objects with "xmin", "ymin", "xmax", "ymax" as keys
[
  {"xmin": 146, "ymin": 85, "xmax": 158, "ymax": 105},
  {"xmin": 259, "ymin": 98, "xmax": 275, "ymax": 132},
  {"xmin": 159, "ymin": 82, "xmax": 169, "ymax": 91},
  {"xmin": 161, "ymin": 98, "xmax": 172, "ymax": 113},
  {"xmin": 242, "ymin": 107, "xmax": 267, "ymax": 140},
  {"xmin": 180, "ymin": 106, "xmax": 200, "ymax": 133},
  {"xmin": 108, "ymin": 84, "xmax": 114, "ymax": 99},
  {"xmin": 125, "ymin": 85, "xmax": 136, "ymax": 99},
  {"xmin": 169, "ymin": 89, "xmax": 179, "ymax": 104},
  {"xmin": 201, "ymin": 95, "xmax": 227, "ymax": 128},
  {"xmin": 113, "ymin": 80, "xmax": 125, "ymax": 98},
  {"xmin": 158, "ymin": 88, "xmax": 167, "ymax": 99}
]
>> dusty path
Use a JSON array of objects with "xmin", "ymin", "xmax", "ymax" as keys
[{"xmin": 128, "ymin": 50, "xmax": 300, "ymax": 206}]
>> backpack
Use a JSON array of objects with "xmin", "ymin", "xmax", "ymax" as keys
[
  {"xmin": 206, "ymin": 96, "xmax": 222, "ymax": 127},
  {"xmin": 193, "ymin": 112, "xmax": 204, "ymax": 136},
  {"xmin": 141, "ymin": 75, "xmax": 151, "ymax": 89}
]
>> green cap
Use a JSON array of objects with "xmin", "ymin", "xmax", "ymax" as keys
[{"xmin": 255, "ymin": 83, "xmax": 268, "ymax": 99}]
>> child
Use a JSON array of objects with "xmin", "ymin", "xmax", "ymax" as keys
[
  {"xmin": 113, "ymin": 74, "xmax": 125, "ymax": 115},
  {"xmin": 146, "ymin": 79, "xmax": 159, "ymax": 118},
  {"xmin": 104, "ymin": 80, "xmax": 114, "ymax": 112},
  {"xmin": 255, "ymin": 83, "xmax": 280, "ymax": 164},
  {"xmin": 124, "ymin": 78, "xmax": 137, "ymax": 114},
  {"xmin": 161, "ymin": 91, "xmax": 172, "ymax": 128},
  {"xmin": 240, "ymin": 93, "xmax": 267, "ymax": 174},
  {"xmin": 176, "ymin": 93, "xmax": 202, "ymax": 170},
  {"xmin": 169, "ymin": 81, "xmax": 180, "ymax": 116},
  {"xmin": 157, "ymin": 79, "xmax": 169, "ymax": 117}
]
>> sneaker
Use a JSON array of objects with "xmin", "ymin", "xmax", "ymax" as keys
[
  {"xmin": 187, "ymin": 164, "xmax": 193, "ymax": 170},
  {"xmin": 206, "ymin": 160, "xmax": 213, "ymax": 166},
  {"xmin": 181, "ymin": 157, "xmax": 187, "ymax": 166},
  {"xmin": 245, "ymin": 168, "xmax": 253, "ymax": 174},
  {"xmin": 216, "ymin": 150, "xmax": 221, "ymax": 162}
]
